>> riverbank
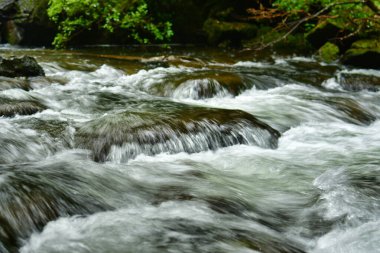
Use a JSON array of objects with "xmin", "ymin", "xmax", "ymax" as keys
[{"xmin": 0, "ymin": 0, "xmax": 379, "ymax": 69}]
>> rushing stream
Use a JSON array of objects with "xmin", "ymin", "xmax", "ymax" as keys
[{"xmin": 0, "ymin": 45, "xmax": 379, "ymax": 253}]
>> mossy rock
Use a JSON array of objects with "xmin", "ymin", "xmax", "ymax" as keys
[
  {"xmin": 342, "ymin": 39, "xmax": 380, "ymax": 69},
  {"xmin": 317, "ymin": 42, "xmax": 340, "ymax": 63},
  {"xmin": 203, "ymin": 18, "xmax": 257, "ymax": 46},
  {"xmin": 75, "ymin": 100, "xmax": 280, "ymax": 162},
  {"xmin": 0, "ymin": 97, "xmax": 46, "ymax": 117}
]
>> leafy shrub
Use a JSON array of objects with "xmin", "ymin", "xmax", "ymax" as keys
[{"xmin": 47, "ymin": 0, "xmax": 174, "ymax": 48}]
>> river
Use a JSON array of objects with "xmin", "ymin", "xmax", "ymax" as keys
[{"xmin": 0, "ymin": 45, "xmax": 379, "ymax": 253}]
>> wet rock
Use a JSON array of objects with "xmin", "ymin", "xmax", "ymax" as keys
[
  {"xmin": 145, "ymin": 71, "xmax": 249, "ymax": 99},
  {"xmin": 328, "ymin": 97, "xmax": 376, "ymax": 125},
  {"xmin": 172, "ymin": 72, "xmax": 247, "ymax": 99},
  {"xmin": 342, "ymin": 39, "xmax": 380, "ymax": 69},
  {"xmin": 305, "ymin": 95, "xmax": 376, "ymax": 125},
  {"xmin": 0, "ymin": 97, "xmax": 46, "ymax": 117},
  {"xmin": 338, "ymin": 73, "xmax": 380, "ymax": 91},
  {"xmin": 75, "ymin": 100, "xmax": 280, "ymax": 162},
  {"xmin": 0, "ymin": 76, "xmax": 30, "ymax": 91},
  {"xmin": 0, "ymin": 56, "xmax": 45, "ymax": 77},
  {"xmin": 14, "ymin": 118, "xmax": 73, "ymax": 148},
  {"xmin": 203, "ymin": 18, "xmax": 257, "ymax": 47}
]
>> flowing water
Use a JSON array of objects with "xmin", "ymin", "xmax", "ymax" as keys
[{"xmin": 0, "ymin": 45, "xmax": 379, "ymax": 253}]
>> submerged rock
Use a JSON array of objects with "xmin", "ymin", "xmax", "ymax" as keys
[
  {"xmin": 171, "ymin": 72, "xmax": 247, "ymax": 99},
  {"xmin": 305, "ymin": 95, "xmax": 376, "ymax": 126},
  {"xmin": 0, "ymin": 56, "xmax": 45, "ymax": 77},
  {"xmin": 338, "ymin": 73, "xmax": 380, "ymax": 91},
  {"xmin": 0, "ymin": 159, "xmax": 120, "ymax": 252},
  {"xmin": 342, "ymin": 39, "xmax": 380, "ymax": 69},
  {"xmin": 0, "ymin": 97, "xmax": 46, "ymax": 117},
  {"xmin": 328, "ymin": 97, "xmax": 376, "ymax": 126},
  {"xmin": 0, "ymin": 76, "xmax": 30, "ymax": 91},
  {"xmin": 75, "ymin": 100, "xmax": 280, "ymax": 162}
]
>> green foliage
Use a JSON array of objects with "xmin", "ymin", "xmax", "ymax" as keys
[
  {"xmin": 274, "ymin": 0, "xmax": 380, "ymax": 34},
  {"xmin": 47, "ymin": 0, "xmax": 173, "ymax": 48}
]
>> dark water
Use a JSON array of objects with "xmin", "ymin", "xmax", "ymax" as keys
[{"xmin": 0, "ymin": 45, "xmax": 379, "ymax": 253}]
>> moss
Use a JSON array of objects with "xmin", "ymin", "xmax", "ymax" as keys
[
  {"xmin": 318, "ymin": 42, "xmax": 340, "ymax": 63},
  {"xmin": 349, "ymin": 39, "xmax": 380, "ymax": 50}
]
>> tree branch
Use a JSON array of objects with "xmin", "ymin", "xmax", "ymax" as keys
[
  {"xmin": 365, "ymin": 0, "xmax": 380, "ymax": 14},
  {"xmin": 246, "ymin": 0, "xmax": 367, "ymax": 51}
]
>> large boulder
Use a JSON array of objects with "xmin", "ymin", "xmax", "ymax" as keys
[
  {"xmin": 342, "ymin": 39, "xmax": 380, "ymax": 69},
  {"xmin": 0, "ymin": 56, "xmax": 45, "ymax": 77},
  {"xmin": 0, "ymin": 97, "xmax": 46, "ymax": 117},
  {"xmin": 75, "ymin": 100, "xmax": 280, "ymax": 162}
]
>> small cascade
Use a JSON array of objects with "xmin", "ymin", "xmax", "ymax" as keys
[
  {"xmin": 75, "ymin": 101, "xmax": 280, "ymax": 162},
  {"xmin": 173, "ymin": 78, "xmax": 230, "ymax": 99}
]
